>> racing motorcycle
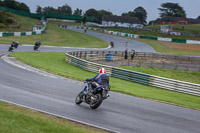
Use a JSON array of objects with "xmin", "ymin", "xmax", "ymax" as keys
[
  {"xmin": 33, "ymin": 40, "xmax": 41, "ymax": 51},
  {"xmin": 8, "ymin": 41, "xmax": 19, "ymax": 52},
  {"xmin": 75, "ymin": 80, "xmax": 110, "ymax": 109}
]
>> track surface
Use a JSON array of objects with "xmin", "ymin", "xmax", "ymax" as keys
[{"xmin": 0, "ymin": 29, "xmax": 200, "ymax": 133}]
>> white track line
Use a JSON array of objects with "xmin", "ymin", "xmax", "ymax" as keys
[
  {"xmin": 0, "ymin": 98, "xmax": 118, "ymax": 133},
  {"xmin": 21, "ymin": 44, "xmax": 111, "ymax": 49}
]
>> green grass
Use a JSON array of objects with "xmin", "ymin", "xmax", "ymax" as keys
[
  {"xmin": 146, "ymin": 24, "xmax": 200, "ymax": 34},
  {"xmin": 9, "ymin": 52, "xmax": 200, "ymax": 110},
  {"xmin": 118, "ymin": 66, "xmax": 200, "ymax": 84},
  {"xmin": 0, "ymin": 101, "xmax": 107, "ymax": 133},
  {"xmin": 91, "ymin": 28, "xmax": 200, "ymax": 56},
  {"xmin": 133, "ymin": 38, "xmax": 200, "ymax": 56},
  {"xmin": 0, "ymin": 21, "xmax": 108, "ymax": 48},
  {"xmin": 0, "ymin": 14, "xmax": 39, "ymax": 32},
  {"xmin": 103, "ymin": 27, "xmax": 200, "ymax": 41}
]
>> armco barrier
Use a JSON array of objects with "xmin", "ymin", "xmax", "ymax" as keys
[{"xmin": 66, "ymin": 52, "xmax": 200, "ymax": 96}]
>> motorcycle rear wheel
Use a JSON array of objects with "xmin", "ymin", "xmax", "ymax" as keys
[
  {"xmin": 90, "ymin": 93, "xmax": 103, "ymax": 109},
  {"xmin": 75, "ymin": 92, "xmax": 82, "ymax": 104}
]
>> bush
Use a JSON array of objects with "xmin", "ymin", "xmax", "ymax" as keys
[
  {"xmin": 0, "ymin": 23, "xmax": 6, "ymax": 28},
  {"xmin": 6, "ymin": 18, "xmax": 14, "ymax": 24},
  {"xmin": 7, "ymin": 12, "xmax": 15, "ymax": 17}
]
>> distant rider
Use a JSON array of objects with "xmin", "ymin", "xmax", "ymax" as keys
[{"xmin": 86, "ymin": 68, "xmax": 109, "ymax": 92}]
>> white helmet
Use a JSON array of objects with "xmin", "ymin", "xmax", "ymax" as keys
[{"xmin": 99, "ymin": 68, "xmax": 106, "ymax": 74}]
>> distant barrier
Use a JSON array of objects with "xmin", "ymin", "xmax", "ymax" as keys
[
  {"xmin": 66, "ymin": 51, "xmax": 200, "ymax": 96},
  {"xmin": 76, "ymin": 26, "xmax": 200, "ymax": 45},
  {"xmin": 0, "ymin": 30, "xmax": 46, "ymax": 37}
]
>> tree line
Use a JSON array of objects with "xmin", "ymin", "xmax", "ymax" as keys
[
  {"xmin": 0, "ymin": 0, "xmax": 30, "ymax": 13},
  {"xmin": 1, "ymin": 1, "xmax": 200, "ymax": 25},
  {"xmin": 35, "ymin": 2, "xmax": 191, "ymax": 25}
]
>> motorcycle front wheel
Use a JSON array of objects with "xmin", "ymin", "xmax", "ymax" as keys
[
  {"xmin": 90, "ymin": 93, "xmax": 103, "ymax": 109},
  {"xmin": 75, "ymin": 92, "xmax": 82, "ymax": 104}
]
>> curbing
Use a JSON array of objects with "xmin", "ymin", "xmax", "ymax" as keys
[{"xmin": 0, "ymin": 30, "xmax": 46, "ymax": 38}]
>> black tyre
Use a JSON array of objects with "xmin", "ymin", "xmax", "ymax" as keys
[
  {"xmin": 75, "ymin": 92, "xmax": 82, "ymax": 104},
  {"xmin": 90, "ymin": 93, "xmax": 103, "ymax": 109},
  {"xmin": 8, "ymin": 47, "xmax": 13, "ymax": 52}
]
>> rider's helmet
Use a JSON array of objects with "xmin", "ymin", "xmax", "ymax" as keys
[
  {"xmin": 16, "ymin": 41, "xmax": 19, "ymax": 44},
  {"xmin": 99, "ymin": 68, "xmax": 106, "ymax": 74}
]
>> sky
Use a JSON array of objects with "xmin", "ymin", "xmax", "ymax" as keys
[{"xmin": 16, "ymin": 0, "xmax": 200, "ymax": 22}]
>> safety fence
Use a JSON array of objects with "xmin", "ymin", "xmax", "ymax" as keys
[
  {"xmin": 76, "ymin": 26, "xmax": 200, "ymax": 45},
  {"xmin": 66, "ymin": 51, "xmax": 200, "ymax": 96},
  {"xmin": 69, "ymin": 51, "xmax": 200, "ymax": 72},
  {"xmin": 69, "ymin": 51, "xmax": 200, "ymax": 63}
]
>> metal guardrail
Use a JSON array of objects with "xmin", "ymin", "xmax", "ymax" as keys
[{"xmin": 66, "ymin": 52, "xmax": 200, "ymax": 96}]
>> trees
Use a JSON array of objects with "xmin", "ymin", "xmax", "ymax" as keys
[
  {"xmin": 158, "ymin": 2, "xmax": 186, "ymax": 17},
  {"xmin": 122, "ymin": 6, "xmax": 147, "ymax": 25},
  {"xmin": 98, "ymin": 10, "xmax": 113, "ymax": 18},
  {"xmin": 36, "ymin": 5, "xmax": 42, "ymax": 14},
  {"xmin": 73, "ymin": 8, "xmax": 82, "ymax": 16},
  {"xmin": 0, "ymin": 0, "xmax": 30, "ymax": 13},
  {"xmin": 19, "ymin": 2, "xmax": 30, "ymax": 13},
  {"xmin": 57, "ymin": 4, "xmax": 72, "ymax": 15},
  {"xmin": 84, "ymin": 8, "xmax": 100, "ymax": 20},
  {"xmin": 84, "ymin": 9, "xmax": 113, "ymax": 21},
  {"xmin": 132, "ymin": 6, "xmax": 147, "ymax": 25},
  {"xmin": 36, "ymin": 4, "xmax": 72, "ymax": 15},
  {"xmin": 197, "ymin": 16, "xmax": 200, "ymax": 19}
]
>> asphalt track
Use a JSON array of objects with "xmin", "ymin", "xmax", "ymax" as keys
[{"xmin": 0, "ymin": 28, "xmax": 200, "ymax": 133}]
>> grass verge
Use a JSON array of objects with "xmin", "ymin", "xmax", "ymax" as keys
[
  {"xmin": 133, "ymin": 38, "xmax": 200, "ymax": 56},
  {"xmin": 0, "ymin": 101, "xmax": 107, "ymax": 133},
  {"xmin": 89, "ymin": 29, "xmax": 200, "ymax": 56},
  {"xmin": 146, "ymin": 24, "xmax": 200, "ymax": 34},
  {"xmin": 118, "ymin": 66, "xmax": 200, "ymax": 84},
  {"xmin": 103, "ymin": 27, "xmax": 200, "ymax": 41},
  {"xmin": 0, "ymin": 14, "xmax": 38, "ymax": 32},
  {"xmin": 0, "ymin": 21, "xmax": 108, "ymax": 48},
  {"xmin": 9, "ymin": 52, "xmax": 200, "ymax": 110}
]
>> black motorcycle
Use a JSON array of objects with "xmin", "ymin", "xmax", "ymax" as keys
[
  {"xmin": 34, "ymin": 40, "xmax": 41, "ymax": 51},
  {"xmin": 8, "ymin": 45, "xmax": 14, "ymax": 52},
  {"xmin": 8, "ymin": 41, "xmax": 19, "ymax": 52},
  {"xmin": 75, "ymin": 80, "xmax": 110, "ymax": 109}
]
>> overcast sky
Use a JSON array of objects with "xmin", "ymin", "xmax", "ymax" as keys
[{"xmin": 16, "ymin": 0, "xmax": 200, "ymax": 22}]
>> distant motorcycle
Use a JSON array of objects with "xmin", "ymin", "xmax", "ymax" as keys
[
  {"xmin": 34, "ymin": 40, "xmax": 41, "ymax": 51},
  {"xmin": 8, "ymin": 41, "xmax": 19, "ymax": 52},
  {"xmin": 75, "ymin": 80, "xmax": 110, "ymax": 109}
]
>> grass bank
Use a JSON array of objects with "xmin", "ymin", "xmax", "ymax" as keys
[
  {"xmin": 0, "ymin": 101, "xmax": 107, "ymax": 133},
  {"xmin": 146, "ymin": 24, "xmax": 200, "ymax": 34},
  {"xmin": 0, "ymin": 21, "xmax": 108, "ymax": 48},
  {"xmin": 133, "ymin": 38, "xmax": 200, "ymax": 56},
  {"xmin": 118, "ymin": 66, "xmax": 200, "ymax": 84},
  {"xmin": 0, "ymin": 14, "xmax": 38, "ymax": 32},
  {"xmin": 9, "ymin": 52, "xmax": 200, "ymax": 110},
  {"xmin": 103, "ymin": 27, "xmax": 200, "ymax": 41},
  {"xmin": 87, "ymin": 28, "xmax": 200, "ymax": 56}
]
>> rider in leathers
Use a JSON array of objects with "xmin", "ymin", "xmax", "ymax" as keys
[{"xmin": 86, "ymin": 68, "xmax": 109, "ymax": 92}]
